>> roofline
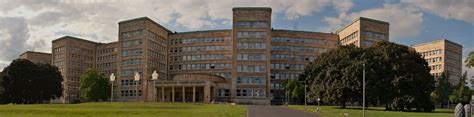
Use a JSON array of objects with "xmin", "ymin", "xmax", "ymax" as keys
[
  {"xmin": 232, "ymin": 7, "xmax": 272, "ymax": 12},
  {"xmin": 118, "ymin": 17, "xmax": 172, "ymax": 33},
  {"xmin": 20, "ymin": 51, "xmax": 52, "ymax": 57},
  {"xmin": 173, "ymin": 29, "xmax": 231, "ymax": 34},
  {"xmin": 271, "ymin": 29, "xmax": 336, "ymax": 35},
  {"xmin": 52, "ymin": 36, "xmax": 100, "ymax": 44},
  {"xmin": 411, "ymin": 39, "xmax": 463, "ymax": 47},
  {"xmin": 337, "ymin": 17, "xmax": 390, "ymax": 33}
]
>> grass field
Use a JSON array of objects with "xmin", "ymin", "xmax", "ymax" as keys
[
  {"xmin": 0, "ymin": 102, "xmax": 246, "ymax": 117},
  {"xmin": 288, "ymin": 105, "xmax": 453, "ymax": 117}
]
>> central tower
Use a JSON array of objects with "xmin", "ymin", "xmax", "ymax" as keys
[{"xmin": 231, "ymin": 7, "xmax": 272, "ymax": 104}]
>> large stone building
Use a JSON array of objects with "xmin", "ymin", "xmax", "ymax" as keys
[
  {"xmin": 338, "ymin": 17, "xmax": 389, "ymax": 47},
  {"xmin": 19, "ymin": 51, "xmax": 52, "ymax": 64},
  {"xmin": 411, "ymin": 39, "xmax": 463, "ymax": 84}
]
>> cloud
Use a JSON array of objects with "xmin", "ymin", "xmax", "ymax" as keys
[
  {"xmin": 322, "ymin": 4, "xmax": 424, "ymax": 39},
  {"xmin": 0, "ymin": 17, "xmax": 29, "ymax": 65},
  {"xmin": 401, "ymin": 0, "xmax": 474, "ymax": 25}
]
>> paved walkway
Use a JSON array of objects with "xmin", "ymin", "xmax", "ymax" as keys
[{"xmin": 247, "ymin": 105, "xmax": 319, "ymax": 117}]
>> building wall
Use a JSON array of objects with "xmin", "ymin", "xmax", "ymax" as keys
[
  {"xmin": 19, "ymin": 51, "xmax": 52, "ymax": 64},
  {"xmin": 232, "ymin": 7, "xmax": 272, "ymax": 104},
  {"xmin": 52, "ymin": 36, "xmax": 97, "ymax": 103},
  {"xmin": 270, "ymin": 30, "xmax": 339, "ymax": 100},
  {"xmin": 338, "ymin": 17, "xmax": 389, "ymax": 47},
  {"xmin": 411, "ymin": 39, "xmax": 463, "ymax": 84}
]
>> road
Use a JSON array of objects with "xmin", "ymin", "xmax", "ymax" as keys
[{"xmin": 247, "ymin": 105, "xmax": 319, "ymax": 117}]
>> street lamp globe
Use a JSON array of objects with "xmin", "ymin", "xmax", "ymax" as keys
[{"xmin": 109, "ymin": 73, "xmax": 116, "ymax": 82}]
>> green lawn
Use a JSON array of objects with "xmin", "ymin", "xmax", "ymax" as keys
[
  {"xmin": 0, "ymin": 102, "xmax": 246, "ymax": 117},
  {"xmin": 288, "ymin": 105, "xmax": 453, "ymax": 117}
]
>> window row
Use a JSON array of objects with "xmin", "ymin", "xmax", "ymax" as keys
[
  {"xmin": 235, "ymin": 21, "xmax": 268, "ymax": 28},
  {"xmin": 120, "ymin": 90, "xmax": 142, "ymax": 97},
  {"xmin": 271, "ymin": 83, "xmax": 284, "ymax": 90},
  {"xmin": 171, "ymin": 37, "xmax": 228, "ymax": 45},
  {"xmin": 97, "ymin": 54, "xmax": 117, "ymax": 61},
  {"xmin": 270, "ymin": 73, "xmax": 301, "ymax": 80},
  {"xmin": 53, "ymin": 46, "xmax": 65, "ymax": 53},
  {"xmin": 170, "ymin": 46, "xmax": 230, "ymax": 53},
  {"xmin": 237, "ymin": 53, "xmax": 266, "ymax": 61},
  {"xmin": 236, "ymin": 65, "xmax": 266, "ymax": 73},
  {"xmin": 68, "ymin": 62, "xmax": 93, "ymax": 68},
  {"xmin": 271, "ymin": 54, "xmax": 316, "ymax": 61},
  {"xmin": 425, "ymin": 57, "xmax": 442, "ymax": 63},
  {"xmin": 271, "ymin": 64, "xmax": 305, "ymax": 70},
  {"xmin": 149, "ymin": 50, "xmax": 166, "ymax": 61},
  {"xmin": 70, "ymin": 53, "xmax": 94, "ymax": 61},
  {"xmin": 271, "ymin": 37, "xmax": 337, "ymax": 45},
  {"xmin": 341, "ymin": 31, "xmax": 358, "ymax": 44},
  {"xmin": 171, "ymin": 54, "xmax": 227, "ymax": 61},
  {"xmin": 122, "ymin": 59, "xmax": 142, "ymax": 66},
  {"xmin": 120, "ymin": 79, "xmax": 142, "ymax": 86},
  {"xmin": 68, "ymin": 46, "xmax": 94, "ymax": 54},
  {"xmin": 362, "ymin": 31, "xmax": 386, "ymax": 40},
  {"xmin": 149, "ymin": 40, "xmax": 166, "ymax": 52},
  {"xmin": 148, "ymin": 31, "xmax": 167, "ymax": 45},
  {"xmin": 236, "ymin": 42, "xmax": 266, "ymax": 49},
  {"xmin": 121, "ymin": 68, "xmax": 143, "ymax": 77},
  {"xmin": 217, "ymin": 89, "xmax": 230, "ymax": 97},
  {"xmin": 54, "ymin": 53, "xmax": 65, "ymax": 60},
  {"xmin": 271, "ymin": 46, "xmax": 328, "ymax": 53},
  {"xmin": 170, "ymin": 63, "xmax": 232, "ymax": 70},
  {"xmin": 122, "ymin": 39, "xmax": 143, "ymax": 48},
  {"xmin": 236, "ymin": 31, "xmax": 267, "ymax": 39},
  {"xmin": 97, "ymin": 48, "xmax": 116, "ymax": 54},
  {"xmin": 122, "ymin": 49, "xmax": 143, "ymax": 56},
  {"xmin": 236, "ymin": 89, "xmax": 265, "ymax": 97},
  {"xmin": 236, "ymin": 77, "xmax": 265, "ymax": 85},
  {"xmin": 420, "ymin": 49, "xmax": 442, "ymax": 57},
  {"xmin": 430, "ymin": 64, "xmax": 442, "ymax": 70},
  {"xmin": 97, "ymin": 62, "xmax": 116, "ymax": 68},
  {"xmin": 121, "ymin": 30, "xmax": 143, "ymax": 38}
]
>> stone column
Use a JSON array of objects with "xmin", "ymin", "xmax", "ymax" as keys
[
  {"xmin": 193, "ymin": 86, "xmax": 196, "ymax": 102},
  {"xmin": 182, "ymin": 86, "xmax": 185, "ymax": 102},
  {"xmin": 172, "ymin": 86, "xmax": 175, "ymax": 102},
  {"xmin": 161, "ymin": 86, "xmax": 164, "ymax": 102},
  {"xmin": 204, "ymin": 82, "xmax": 211, "ymax": 103}
]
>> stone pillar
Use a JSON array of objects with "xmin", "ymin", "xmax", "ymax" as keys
[
  {"xmin": 172, "ymin": 86, "xmax": 175, "ymax": 102},
  {"xmin": 204, "ymin": 82, "xmax": 211, "ymax": 103},
  {"xmin": 161, "ymin": 86, "xmax": 164, "ymax": 102},
  {"xmin": 193, "ymin": 86, "xmax": 196, "ymax": 102},
  {"xmin": 182, "ymin": 86, "xmax": 185, "ymax": 102}
]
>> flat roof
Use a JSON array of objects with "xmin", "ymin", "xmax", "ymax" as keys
[
  {"xmin": 174, "ymin": 29, "xmax": 231, "ymax": 34},
  {"xmin": 52, "ymin": 36, "xmax": 100, "ymax": 44},
  {"xmin": 337, "ymin": 17, "xmax": 390, "ymax": 33},
  {"xmin": 118, "ymin": 17, "xmax": 172, "ymax": 33},
  {"xmin": 411, "ymin": 39, "xmax": 463, "ymax": 47},
  {"xmin": 20, "ymin": 51, "xmax": 52, "ymax": 57},
  {"xmin": 232, "ymin": 7, "xmax": 272, "ymax": 12}
]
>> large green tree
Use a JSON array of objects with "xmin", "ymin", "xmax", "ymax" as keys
[
  {"xmin": 80, "ymin": 69, "xmax": 110, "ymax": 102},
  {"xmin": 303, "ymin": 41, "xmax": 435, "ymax": 112},
  {"xmin": 0, "ymin": 59, "xmax": 63, "ymax": 104},
  {"xmin": 466, "ymin": 51, "xmax": 474, "ymax": 68},
  {"xmin": 449, "ymin": 71, "xmax": 472, "ymax": 104},
  {"xmin": 284, "ymin": 79, "xmax": 304, "ymax": 104},
  {"xmin": 432, "ymin": 72, "xmax": 454, "ymax": 108}
]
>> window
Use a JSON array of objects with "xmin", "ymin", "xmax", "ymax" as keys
[{"xmin": 121, "ymin": 30, "xmax": 143, "ymax": 38}]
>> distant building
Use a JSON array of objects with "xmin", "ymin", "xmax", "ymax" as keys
[
  {"xmin": 337, "ymin": 17, "xmax": 389, "ymax": 47},
  {"xmin": 411, "ymin": 39, "xmax": 463, "ymax": 84},
  {"xmin": 19, "ymin": 51, "xmax": 52, "ymax": 64}
]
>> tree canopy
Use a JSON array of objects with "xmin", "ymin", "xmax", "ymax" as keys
[
  {"xmin": 0, "ymin": 59, "xmax": 63, "ymax": 104},
  {"xmin": 303, "ymin": 41, "xmax": 435, "ymax": 112},
  {"xmin": 449, "ymin": 71, "xmax": 472, "ymax": 104},
  {"xmin": 466, "ymin": 51, "xmax": 474, "ymax": 68},
  {"xmin": 80, "ymin": 69, "xmax": 110, "ymax": 102}
]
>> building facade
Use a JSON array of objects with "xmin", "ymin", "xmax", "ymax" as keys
[
  {"xmin": 19, "ymin": 51, "xmax": 52, "ymax": 64},
  {"xmin": 45, "ymin": 7, "xmax": 397, "ymax": 104},
  {"xmin": 411, "ymin": 39, "xmax": 463, "ymax": 84}
]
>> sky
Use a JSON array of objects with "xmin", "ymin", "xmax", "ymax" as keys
[{"xmin": 0, "ymin": 0, "xmax": 473, "ymax": 80}]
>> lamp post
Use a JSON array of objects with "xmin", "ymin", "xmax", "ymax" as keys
[
  {"xmin": 152, "ymin": 71, "xmax": 159, "ymax": 102},
  {"xmin": 109, "ymin": 73, "xmax": 116, "ymax": 102},
  {"xmin": 362, "ymin": 63, "xmax": 366, "ymax": 117},
  {"xmin": 317, "ymin": 98, "xmax": 321, "ymax": 112},
  {"xmin": 134, "ymin": 72, "xmax": 141, "ymax": 101}
]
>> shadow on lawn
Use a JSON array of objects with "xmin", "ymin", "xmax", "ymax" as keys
[{"xmin": 328, "ymin": 106, "xmax": 453, "ymax": 114}]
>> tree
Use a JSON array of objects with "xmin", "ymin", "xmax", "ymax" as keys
[
  {"xmin": 303, "ymin": 41, "xmax": 435, "ymax": 112},
  {"xmin": 449, "ymin": 71, "xmax": 472, "ymax": 104},
  {"xmin": 0, "ymin": 59, "xmax": 63, "ymax": 104},
  {"xmin": 80, "ymin": 69, "xmax": 110, "ymax": 102},
  {"xmin": 466, "ymin": 51, "xmax": 474, "ymax": 68},
  {"xmin": 432, "ymin": 72, "xmax": 454, "ymax": 108},
  {"xmin": 285, "ymin": 79, "xmax": 304, "ymax": 104}
]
